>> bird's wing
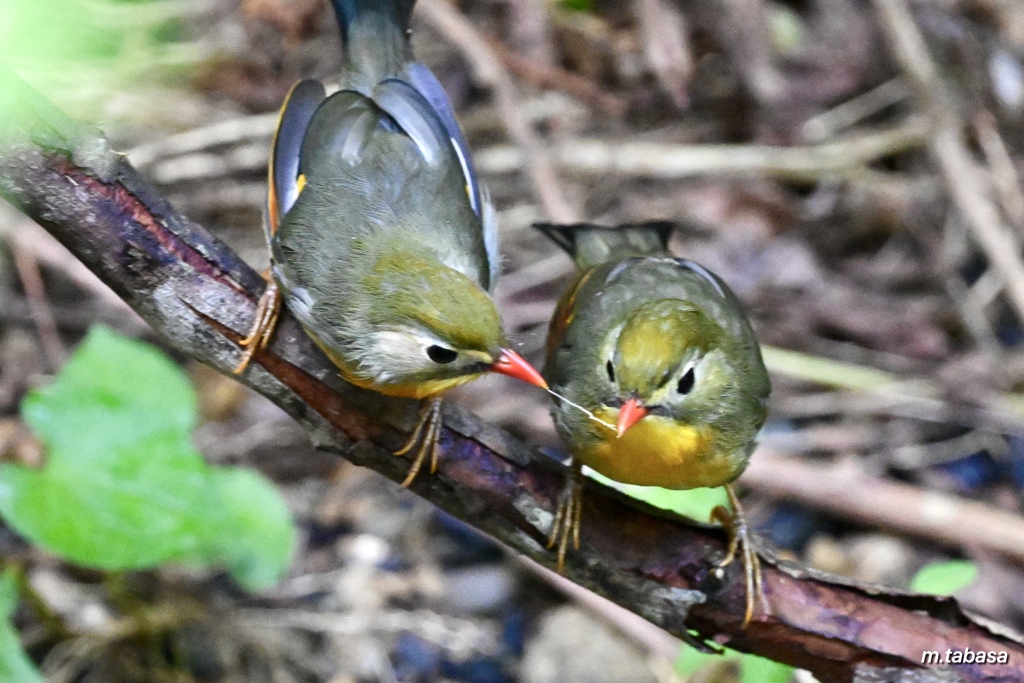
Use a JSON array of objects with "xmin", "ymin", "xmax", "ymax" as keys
[
  {"xmin": 266, "ymin": 79, "xmax": 325, "ymax": 241},
  {"xmin": 672, "ymin": 258, "xmax": 728, "ymax": 299},
  {"xmin": 407, "ymin": 65, "xmax": 498, "ymax": 290},
  {"xmin": 407, "ymin": 63, "xmax": 482, "ymax": 216},
  {"xmin": 545, "ymin": 265, "xmax": 600, "ymax": 370}
]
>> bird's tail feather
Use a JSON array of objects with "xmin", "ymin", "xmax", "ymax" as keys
[
  {"xmin": 330, "ymin": 0, "xmax": 416, "ymax": 87},
  {"xmin": 533, "ymin": 221, "xmax": 676, "ymax": 268}
]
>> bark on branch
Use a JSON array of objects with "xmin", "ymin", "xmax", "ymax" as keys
[{"xmin": 0, "ymin": 67, "xmax": 1022, "ymax": 683}]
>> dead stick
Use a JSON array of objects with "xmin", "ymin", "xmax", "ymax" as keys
[
  {"xmin": 872, "ymin": 0, "xmax": 1024, "ymax": 325},
  {"xmin": 745, "ymin": 450, "xmax": 1024, "ymax": 564}
]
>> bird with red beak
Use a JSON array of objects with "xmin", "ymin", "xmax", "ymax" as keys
[
  {"xmin": 536, "ymin": 221, "xmax": 770, "ymax": 626},
  {"xmin": 234, "ymin": 0, "xmax": 548, "ymax": 487}
]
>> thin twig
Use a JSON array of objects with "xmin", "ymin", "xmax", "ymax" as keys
[
  {"xmin": 486, "ymin": 36, "xmax": 626, "ymax": 118},
  {"xmin": 10, "ymin": 238, "xmax": 65, "ymax": 371},
  {"xmin": 744, "ymin": 449, "xmax": 1024, "ymax": 563},
  {"xmin": 801, "ymin": 78, "xmax": 911, "ymax": 142},
  {"xmin": 474, "ymin": 117, "xmax": 931, "ymax": 182},
  {"xmin": 973, "ymin": 110, "xmax": 1024, "ymax": 234},
  {"xmin": 873, "ymin": 0, "xmax": 1024, "ymax": 324}
]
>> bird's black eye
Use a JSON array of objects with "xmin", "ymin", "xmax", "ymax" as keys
[
  {"xmin": 427, "ymin": 345, "xmax": 458, "ymax": 364},
  {"xmin": 677, "ymin": 366, "xmax": 696, "ymax": 394},
  {"xmin": 606, "ymin": 360, "xmax": 616, "ymax": 382}
]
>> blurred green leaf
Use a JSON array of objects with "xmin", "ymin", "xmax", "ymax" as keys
[
  {"xmin": 740, "ymin": 653, "xmax": 794, "ymax": 683},
  {"xmin": 675, "ymin": 642, "xmax": 793, "ymax": 682},
  {"xmin": 204, "ymin": 467, "xmax": 296, "ymax": 592},
  {"xmin": 911, "ymin": 560, "xmax": 978, "ymax": 595},
  {"xmin": 0, "ymin": 570, "xmax": 44, "ymax": 683},
  {"xmin": 589, "ymin": 471, "xmax": 729, "ymax": 522},
  {"xmin": 562, "ymin": 0, "xmax": 594, "ymax": 12},
  {"xmin": 674, "ymin": 644, "xmax": 722, "ymax": 675},
  {"xmin": 0, "ymin": 327, "xmax": 295, "ymax": 589},
  {"xmin": 0, "ymin": 0, "xmax": 194, "ymax": 128}
]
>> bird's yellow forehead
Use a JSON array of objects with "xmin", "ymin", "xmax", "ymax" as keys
[{"xmin": 614, "ymin": 300, "xmax": 710, "ymax": 393}]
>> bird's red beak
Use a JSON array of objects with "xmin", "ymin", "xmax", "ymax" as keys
[
  {"xmin": 616, "ymin": 398, "xmax": 648, "ymax": 437},
  {"xmin": 492, "ymin": 348, "xmax": 548, "ymax": 388}
]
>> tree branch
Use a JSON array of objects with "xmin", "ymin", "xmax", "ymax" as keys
[{"xmin": 1, "ymin": 66, "xmax": 1022, "ymax": 683}]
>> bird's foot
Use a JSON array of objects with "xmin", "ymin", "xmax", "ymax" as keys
[
  {"xmin": 710, "ymin": 484, "xmax": 763, "ymax": 628},
  {"xmin": 394, "ymin": 397, "xmax": 443, "ymax": 488},
  {"xmin": 234, "ymin": 277, "xmax": 281, "ymax": 374},
  {"xmin": 546, "ymin": 462, "xmax": 583, "ymax": 572}
]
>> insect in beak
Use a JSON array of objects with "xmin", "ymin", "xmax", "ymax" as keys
[
  {"xmin": 492, "ymin": 348, "xmax": 548, "ymax": 388},
  {"xmin": 616, "ymin": 397, "xmax": 648, "ymax": 437}
]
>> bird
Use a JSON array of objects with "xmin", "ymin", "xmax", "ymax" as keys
[
  {"xmin": 535, "ymin": 221, "xmax": 770, "ymax": 626},
  {"xmin": 235, "ymin": 0, "xmax": 548, "ymax": 487}
]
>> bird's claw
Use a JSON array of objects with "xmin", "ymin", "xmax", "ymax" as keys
[
  {"xmin": 710, "ymin": 485, "xmax": 763, "ymax": 628},
  {"xmin": 547, "ymin": 462, "xmax": 583, "ymax": 572},
  {"xmin": 234, "ymin": 278, "xmax": 281, "ymax": 374},
  {"xmin": 395, "ymin": 397, "xmax": 443, "ymax": 487}
]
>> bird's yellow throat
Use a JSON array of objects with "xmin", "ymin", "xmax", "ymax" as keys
[{"xmin": 581, "ymin": 407, "xmax": 735, "ymax": 489}]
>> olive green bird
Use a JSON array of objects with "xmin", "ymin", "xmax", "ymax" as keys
[
  {"xmin": 236, "ymin": 0, "xmax": 547, "ymax": 486},
  {"xmin": 536, "ymin": 221, "xmax": 770, "ymax": 626}
]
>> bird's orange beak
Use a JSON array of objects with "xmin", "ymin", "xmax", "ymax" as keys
[
  {"xmin": 616, "ymin": 397, "xmax": 648, "ymax": 437},
  {"xmin": 492, "ymin": 348, "xmax": 548, "ymax": 388}
]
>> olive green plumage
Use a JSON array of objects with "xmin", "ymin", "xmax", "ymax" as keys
[
  {"xmin": 538, "ymin": 221, "xmax": 770, "ymax": 489},
  {"xmin": 267, "ymin": 0, "xmax": 512, "ymax": 398}
]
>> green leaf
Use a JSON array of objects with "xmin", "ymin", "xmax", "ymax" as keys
[
  {"xmin": 0, "ymin": 571, "xmax": 44, "ymax": 683},
  {"xmin": 740, "ymin": 653, "xmax": 794, "ymax": 683},
  {"xmin": 0, "ymin": 327, "xmax": 295, "ymax": 589},
  {"xmin": 0, "ymin": 328, "xmax": 208, "ymax": 568},
  {"xmin": 589, "ymin": 472, "xmax": 729, "ymax": 522},
  {"xmin": 911, "ymin": 560, "xmax": 978, "ymax": 595},
  {"xmin": 20, "ymin": 326, "xmax": 196, "ymax": 459},
  {"xmin": 202, "ymin": 467, "xmax": 296, "ymax": 591},
  {"xmin": 562, "ymin": 0, "xmax": 594, "ymax": 11},
  {"xmin": 674, "ymin": 644, "xmax": 724, "ymax": 675}
]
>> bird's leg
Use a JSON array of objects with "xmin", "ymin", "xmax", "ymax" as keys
[
  {"xmin": 394, "ymin": 396, "xmax": 443, "ymax": 488},
  {"xmin": 710, "ymin": 484, "xmax": 763, "ymax": 627},
  {"xmin": 234, "ymin": 273, "xmax": 281, "ymax": 374},
  {"xmin": 547, "ymin": 459, "xmax": 584, "ymax": 572}
]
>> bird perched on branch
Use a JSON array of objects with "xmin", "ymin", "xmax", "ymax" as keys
[
  {"xmin": 236, "ymin": 0, "xmax": 547, "ymax": 486},
  {"xmin": 536, "ymin": 221, "xmax": 770, "ymax": 625}
]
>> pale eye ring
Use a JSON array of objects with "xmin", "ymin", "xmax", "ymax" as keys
[{"xmin": 426, "ymin": 345, "xmax": 458, "ymax": 364}]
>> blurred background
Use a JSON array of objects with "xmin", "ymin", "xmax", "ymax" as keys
[{"xmin": 3, "ymin": 0, "xmax": 1024, "ymax": 680}]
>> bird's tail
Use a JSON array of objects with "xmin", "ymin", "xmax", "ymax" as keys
[
  {"xmin": 330, "ymin": 0, "xmax": 416, "ymax": 88},
  {"xmin": 533, "ymin": 221, "xmax": 676, "ymax": 268}
]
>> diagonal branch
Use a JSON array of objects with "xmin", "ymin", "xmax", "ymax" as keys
[{"xmin": 1, "ymin": 66, "xmax": 1022, "ymax": 683}]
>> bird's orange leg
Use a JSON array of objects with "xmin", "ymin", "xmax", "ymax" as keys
[
  {"xmin": 547, "ymin": 459, "xmax": 584, "ymax": 572},
  {"xmin": 234, "ymin": 274, "xmax": 281, "ymax": 374},
  {"xmin": 711, "ymin": 484, "xmax": 763, "ymax": 627},
  {"xmin": 395, "ymin": 396, "xmax": 443, "ymax": 488}
]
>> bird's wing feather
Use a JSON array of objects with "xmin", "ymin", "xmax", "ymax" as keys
[
  {"xmin": 374, "ymin": 78, "xmax": 450, "ymax": 165},
  {"xmin": 407, "ymin": 63, "xmax": 482, "ymax": 215},
  {"xmin": 266, "ymin": 79, "xmax": 325, "ymax": 240},
  {"xmin": 672, "ymin": 258, "xmax": 728, "ymax": 299},
  {"xmin": 545, "ymin": 265, "xmax": 599, "ymax": 369}
]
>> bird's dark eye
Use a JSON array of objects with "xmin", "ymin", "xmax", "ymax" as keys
[
  {"xmin": 606, "ymin": 360, "xmax": 616, "ymax": 382},
  {"xmin": 677, "ymin": 367, "xmax": 696, "ymax": 394},
  {"xmin": 427, "ymin": 345, "xmax": 458, "ymax": 364}
]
